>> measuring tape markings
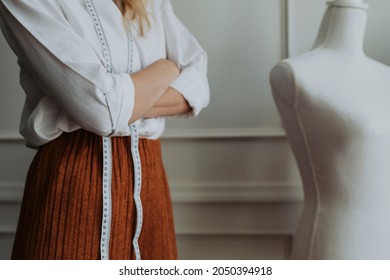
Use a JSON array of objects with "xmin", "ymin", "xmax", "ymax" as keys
[
  {"xmin": 101, "ymin": 137, "xmax": 112, "ymax": 260},
  {"xmin": 127, "ymin": 26, "xmax": 143, "ymax": 261},
  {"xmin": 130, "ymin": 124, "xmax": 142, "ymax": 260},
  {"xmin": 84, "ymin": 0, "xmax": 143, "ymax": 260},
  {"xmin": 85, "ymin": 0, "xmax": 112, "ymax": 73}
]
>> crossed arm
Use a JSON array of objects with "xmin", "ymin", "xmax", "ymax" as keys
[{"xmin": 129, "ymin": 59, "xmax": 190, "ymax": 124}]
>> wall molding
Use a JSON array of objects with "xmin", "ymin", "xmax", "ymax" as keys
[
  {"xmin": 281, "ymin": 0, "xmax": 289, "ymax": 59},
  {"xmin": 286, "ymin": 0, "xmax": 293, "ymax": 58},
  {"xmin": 170, "ymin": 182, "xmax": 302, "ymax": 203},
  {"xmin": 0, "ymin": 228, "xmax": 15, "ymax": 235},
  {"xmin": 0, "ymin": 181, "xmax": 302, "ymax": 203},
  {"xmin": 0, "ymin": 231, "xmax": 296, "ymax": 237},
  {"xmin": 0, "ymin": 181, "xmax": 303, "ymax": 236},
  {"xmin": 162, "ymin": 127, "xmax": 287, "ymax": 140},
  {"xmin": 0, "ymin": 130, "xmax": 23, "ymax": 142},
  {"xmin": 0, "ymin": 127, "xmax": 287, "ymax": 143},
  {"xmin": 0, "ymin": 182, "xmax": 24, "ymax": 202}
]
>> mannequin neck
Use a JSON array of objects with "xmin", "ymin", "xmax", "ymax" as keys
[{"xmin": 321, "ymin": 5, "xmax": 367, "ymax": 57}]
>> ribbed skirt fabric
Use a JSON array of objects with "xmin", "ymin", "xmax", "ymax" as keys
[{"xmin": 11, "ymin": 130, "xmax": 177, "ymax": 260}]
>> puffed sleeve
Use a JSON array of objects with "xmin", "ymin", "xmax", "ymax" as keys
[
  {"xmin": 161, "ymin": 0, "xmax": 210, "ymax": 118},
  {"xmin": 0, "ymin": 0, "xmax": 134, "ymax": 136}
]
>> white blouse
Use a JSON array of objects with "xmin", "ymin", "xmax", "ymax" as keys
[{"xmin": 0, "ymin": 0, "xmax": 209, "ymax": 147}]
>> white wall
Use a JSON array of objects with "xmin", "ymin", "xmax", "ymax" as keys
[
  {"xmin": 0, "ymin": 0, "xmax": 389, "ymax": 260},
  {"xmin": 288, "ymin": 0, "xmax": 390, "ymax": 62}
]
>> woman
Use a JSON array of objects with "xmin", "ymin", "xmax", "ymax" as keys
[{"xmin": 0, "ymin": 0, "xmax": 209, "ymax": 260}]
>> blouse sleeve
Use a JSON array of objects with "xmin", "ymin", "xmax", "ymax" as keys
[
  {"xmin": 161, "ymin": 0, "xmax": 210, "ymax": 118},
  {"xmin": 0, "ymin": 0, "xmax": 134, "ymax": 136}
]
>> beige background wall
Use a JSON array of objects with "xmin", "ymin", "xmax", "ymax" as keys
[{"xmin": 0, "ymin": 0, "xmax": 389, "ymax": 259}]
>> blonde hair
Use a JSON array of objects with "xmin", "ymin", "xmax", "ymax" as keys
[{"xmin": 114, "ymin": 0, "xmax": 150, "ymax": 35}]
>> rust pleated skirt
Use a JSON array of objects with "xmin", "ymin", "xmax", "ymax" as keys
[{"xmin": 11, "ymin": 129, "xmax": 177, "ymax": 260}]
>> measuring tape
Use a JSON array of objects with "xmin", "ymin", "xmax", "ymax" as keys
[
  {"xmin": 100, "ymin": 137, "xmax": 112, "ymax": 260},
  {"xmin": 130, "ymin": 124, "xmax": 142, "ymax": 260},
  {"xmin": 85, "ymin": 0, "xmax": 143, "ymax": 260}
]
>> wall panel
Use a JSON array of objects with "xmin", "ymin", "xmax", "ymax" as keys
[
  {"xmin": 177, "ymin": 235, "xmax": 291, "ymax": 260},
  {"xmin": 0, "ymin": 28, "xmax": 23, "ymax": 131},
  {"xmin": 168, "ymin": 0, "xmax": 286, "ymax": 130}
]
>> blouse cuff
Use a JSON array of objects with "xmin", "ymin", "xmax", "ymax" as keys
[
  {"xmin": 170, "ymin": 75, "xmax": 209, "ymax": 119},
  {"xmin": 106, "ymin": 73, "xmax": 134, "ymax": 136}
]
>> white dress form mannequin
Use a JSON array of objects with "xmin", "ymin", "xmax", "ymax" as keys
[{"xmin": 270, "ymin": 0, "xmax": 390, "ymax": 259}]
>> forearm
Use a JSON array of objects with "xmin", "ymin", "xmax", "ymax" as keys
[
  {"xmin": 144, "ymin": 87, "xmax": 191, "ymax": 118},
  {"xmin": 129, "ymin": 60, "xmax": 179, "ymax": 123}
]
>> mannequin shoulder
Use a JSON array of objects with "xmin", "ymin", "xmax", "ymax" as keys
[
  {"xmin": 270, "ymin": 61, "xmax": 298, "ymax": 106},
  {"xmin": 270, "ymin": 50, "xmax": 339, "ymax": 105}
]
